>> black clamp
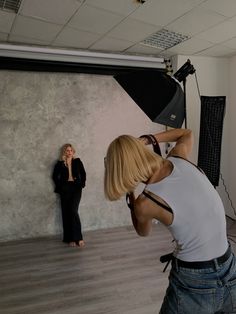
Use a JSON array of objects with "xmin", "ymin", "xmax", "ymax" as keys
[{"xmin": 160, "ymin": 252, "xmax": 173, "ymax": 272}]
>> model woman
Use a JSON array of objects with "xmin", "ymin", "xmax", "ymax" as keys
[
  {"xmin": 104, "ymin": 128, "xmax": 236, "ymax": 313},
  {"xmin": 52, "ymin": 143, "xmax": 86, "ymax": 247}
]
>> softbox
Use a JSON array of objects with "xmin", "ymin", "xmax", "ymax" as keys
[
  {"xmin": 197, "ymin": 96, "xmax": 226, "ymax": 187},
  {"xmin": 114, "ymin": 70, "xmax": 185, "ymax": 128}
]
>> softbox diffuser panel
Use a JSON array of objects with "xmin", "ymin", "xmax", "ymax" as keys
[
  {"xmin": 114, "ymin": 71, "xmax": 185, "ymax": 128},
  {"xmin": 197, "ymin": 96, "xmax": 226, "ymax": 187}
]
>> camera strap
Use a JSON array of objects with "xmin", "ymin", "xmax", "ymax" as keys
[{"xmin": 139, "ymin": 134, "xmax": 162, "ymax": 156}]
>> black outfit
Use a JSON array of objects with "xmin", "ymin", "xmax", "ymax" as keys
[{"xmin": 52, "ymin": 158, "xmax": 86, "ymax": 244}]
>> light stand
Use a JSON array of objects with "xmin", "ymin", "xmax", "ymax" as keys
[{"xmin": 174, "ymin": 59, "xmax": 195, "ymax": 128}]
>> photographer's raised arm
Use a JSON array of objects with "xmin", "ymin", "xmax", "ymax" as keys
[{"xmin": 153, "ymin": 128, "xmax": 193, "ymax": 159}]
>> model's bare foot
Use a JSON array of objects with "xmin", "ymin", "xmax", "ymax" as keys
[
  {"xmin": 69, "ymin": 242, "xmax": 76, "ymax": 247},
  {"xmin": 78, "ymin": 240, "xmax": 85, "ymax": 247}
]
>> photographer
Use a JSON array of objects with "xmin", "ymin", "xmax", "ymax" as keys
[{"xmin": 104, "ymin": 128, "xmax": 236, "ymax": 313}]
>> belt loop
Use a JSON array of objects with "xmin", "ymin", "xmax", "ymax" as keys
[
  {"xmin": 174, "ymin": 257, "xmax": 179, "ymax": 272},
  {"xmin": 213, "ymin": 258, "xmax": 219, "ymax": 271}
]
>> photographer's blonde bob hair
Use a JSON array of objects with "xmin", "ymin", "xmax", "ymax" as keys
[{"xmin": 104, "ymin": 135, "xmax": 163, "ymax": 201}]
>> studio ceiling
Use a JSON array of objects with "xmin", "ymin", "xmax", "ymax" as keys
[{"xmin": 1, "ymin": 0, "xmax": 236, "ymax": 59}]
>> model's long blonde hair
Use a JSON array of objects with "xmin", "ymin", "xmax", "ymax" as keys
[
  {"xmin": 60, "ymin": 143, "xmax": 76, "ymax": 162},
  {"xmin": 104, "ymin": 135, "xmax": 163, "ymax": 200}
]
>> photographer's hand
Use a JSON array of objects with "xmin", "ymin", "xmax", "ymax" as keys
[{"xmin": 139, "ymin": 136, "xmax": 150, "ymax": 145}]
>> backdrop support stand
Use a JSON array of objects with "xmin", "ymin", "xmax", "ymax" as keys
[{"xmin": 183, "ymin": 78, "xmax": 187, "ymax": 128}]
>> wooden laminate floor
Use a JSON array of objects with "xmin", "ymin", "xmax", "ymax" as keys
[{"xmin": 0, "ymin": 219, "xmax": 236, "ymax": 314}]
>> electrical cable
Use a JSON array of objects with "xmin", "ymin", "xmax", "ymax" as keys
[{"xmin": 220, "ymin": 173, "xmax": 236, "ymax": 216}]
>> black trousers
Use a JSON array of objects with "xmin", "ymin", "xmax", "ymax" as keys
[{"xmin": 59, "ymin": 182, "xmax": 83, "ymax": 243}]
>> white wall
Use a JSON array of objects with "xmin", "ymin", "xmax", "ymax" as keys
[{"xmin": 226, "ymin": 56, "xmax": 236, "ymax": 219}]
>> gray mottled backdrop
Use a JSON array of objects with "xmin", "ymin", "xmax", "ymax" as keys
[{"xmin": 0, "ymin": 70, "xmax": 163, "ymax": 242}]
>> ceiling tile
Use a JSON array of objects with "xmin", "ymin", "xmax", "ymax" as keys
[
  {"xmin": 197, "ymin": 19, "xmax": 236, "ymax": 43},
  {"xmin": 0, "ymin": 0, "xmax": 236, "ymax": 58},
  {"xmin": 227, "ymin": 15, "xmax": 236, "ymax": 24},
  {"xmin": 166, "ymin": 37, "xmax": 214, "ymax": 55},
  {"xmin": 199, "ymin": 0, "xmax": 236, "ymax": 17},
  {"xmin": 125, "ymin": 43, "xmax": 163, "ymax": 55},
  {"xmin": 181, "ymin": 0, "xmax": 206, "ymax": 5},
  {"xmin": 68, "ymin": 4, "xmax": 124, "ymax": 35},
  {"xmin": 0, "ymin": 10, "xmax": 16, "ymax": 33},
  {"xmin": 222, "ymin": 37, "xmax": 236, "ymax": 49},
  {"xmin": 85, "ymin": 0, "xmax": 139, "ymax": 16},
  {"xmin": 11, "ymin": 16, "xmax": 62, "ymax": 41},
  {"xmin": 52, "ymin": 27, "xmax": 101, "ymax": 49},
  {"xmin": 9, "ymin": 34, "xmax": 51, "ymax": 45},
  {"xmin": 0, "ymin": 32, "xmax": 8, "ymax": 41},
  {"xmin": 19, "ymin": 0, "xmax": 83, "ymax": 24},
  {"xmin": 90, "ymin": 37, "xmax": 134, "ymax": 52},
  {"xmin": 196, "ymin": 44, "xmax": 235, "ymax": 57},
  {"xmin": 158, "ymin": 50, "xmax": 177, "ymax": 58},
  {"xmin": 106, "ymin": 18, "xmax": 159, "ymax": 42},
  {"xmin": 167, "ymin": 8, "xmax": 226, "ymax": 36},
  {"xmin": 130, "ymin": 0, "xmax": 203, "ymax": 27}
]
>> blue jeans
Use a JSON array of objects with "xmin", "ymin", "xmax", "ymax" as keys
[{"xmin": 160, "ymin": 253, "xmax": 236, "ymax": 313}]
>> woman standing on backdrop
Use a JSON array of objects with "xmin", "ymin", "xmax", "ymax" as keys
[
  {"xmin": 52, "ymin": 143, "xmax": 86, "ymax": 247},
  {"xmin": 104, "ymin": 128, "xmax": 236, "ymax": 313}
]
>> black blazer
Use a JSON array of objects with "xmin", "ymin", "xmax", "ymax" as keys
[{"xmin": 52, "ymin": 158, "xmax": 86, "ymax": 193}]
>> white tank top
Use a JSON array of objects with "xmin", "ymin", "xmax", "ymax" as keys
[{"xmin": 145, "ymin": 156, "xmax": 228, "ymax": 262}]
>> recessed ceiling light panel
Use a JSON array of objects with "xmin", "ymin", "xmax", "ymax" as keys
[
  {"xmin": 141, "ymin": 29, "xmax": 190, "ymax": 50},
  {"xmin": 0, "ymin": 0, "xmax": 22, "ymax": 13}
]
